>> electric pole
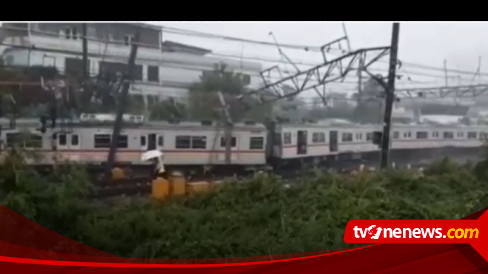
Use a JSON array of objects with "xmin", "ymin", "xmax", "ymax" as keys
[
  {"xmin": 380, "ymin": 23, "xmax": 400, "ymax": 169},
  {"xmin": 106, "ymin": 32, "xmax": 139, "ymax": 174},
  {"xmin": 218, "ymin": 91, "xmax": 233, "ymax": 164},
  {"xmin": 82, "ymin": 23, "xmax": 88, "ymax": 80}
]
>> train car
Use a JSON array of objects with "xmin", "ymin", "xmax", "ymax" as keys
[
  {"xmin": 269, "ymin": 120, "xmax": 488, "ymax": 169},
  {"xmin": 0, "ymin": 115, "xmax": 268, "ymax": 177}
]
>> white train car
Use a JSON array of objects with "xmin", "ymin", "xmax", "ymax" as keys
[
  {"xmin": 391, "ymin": 124, "xmax": 488, "ymax": 150},
  {"xmin": 0, "ymin": 117, "xmax": 268, "ymax": 172},
  {"xmin": 270, "ymin": 120, "xmax": 488, "ymax": 167}
]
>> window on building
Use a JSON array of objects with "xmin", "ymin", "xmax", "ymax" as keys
[
  {"xmin": 404, "ymin": 132, "xmax": 412, "ymax": 138},
  {"xmin": 393, "ymin": 131, "xmax": 399, "ymax": 139},
  {"xmin": 356, "ymin": 133, "xmax": 362, "ymax": 140},
  {"xmin": 99, "ymin": 61, "xmax": 143, "ymax": 81},
  {"xmin": 175, "ymin": 136, "xmax": 191, "ymax": 149},
  {"xmin": 443, "ymin": 132, "xmax": 454, "ymax": 139},
  {"xmin": 312, "ymin": 132, "xmax": 325, "ymax": 143},
  {"xmin": 158, "ymin": 136, "xmax": 164, "ymax": 146},
  {"xmin": 342, "ymin": 133, "xmax": 353, "ymax": 142},
  {"xmin": 366, "ymin": 132, "xmax": 373, "ymax": 141},
  {"xmin": 64, "ymin": 27, "xmax": 78, "ymax": 40},
  {"xmin": 94, "ymin": 134, "xmax": 111, "ymax": 148},
  {"xmin": 283, "ymin": 132, "xmax": 292, "ymax": 144},
  {"xmin": 65, "ymin": 58, "xmax": 89, "ymax": 77},
  {"xmin": 59, "ymin": 134, "xmax": 67, "ymax": 146},
  {"xmin": 140, "ymin": 136, "xmax": 146, "ymax": 146},
  {"xmin": 220, "ymin": 136, "xmax": 237, "ymax": 148},
  {"xmin": 416, "ymin": 131, "xmax": 428, "ymax": 139},
  {"xmin": 124, "ymin": 35, "xmax": 134, "ymax": 46},
  {"xmin": 433, "ymin": 131, "xmax": 439, "ymax": 138},
  {"xmin": 457, "ymin": 131, "xmax": 464, "ymax": 138},
  {"xmin": 468, "ymin": 132, "xmax": 477, "ymax": 139},
  {"xmin": 148, "ymin": 66, "xmax": 159, "ymax": 82},
  {"xmin": 250, "ymin": 137, "xmax": 264, "ymax": 149},
  {"xmin": 241, "ymin": 74, "xmax": 251, "ymax": 85},
  {"xmin": 191, "ymin": 136, "xmax": 207, "ymax": 149},
  {"xmin": 134, "ymin": 65, "xmax": 143, "ymax": 81},
  {"xmin": 71, "ymin": 135, "xmax": 79, "ymax": 146}
]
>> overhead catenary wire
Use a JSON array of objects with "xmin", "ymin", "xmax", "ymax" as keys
[{"xmin": 1, "ymin": 24, "xmax": 486, "ymax": 98}]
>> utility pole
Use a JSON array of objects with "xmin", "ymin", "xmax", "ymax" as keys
[
  {"xmin": 380, "ymin": 23, "xmax": 400, "ymax": 169},
  {"xmin": 218, "ymin": 91, "xmax": 233, "ymax": 164},
  {"xmin": 82, "ymin": 23, "xmax": 88, "ymax": 81},
  {"xmin": 106, "ymin": 32, "xmax": 139, "ymax": 174}
]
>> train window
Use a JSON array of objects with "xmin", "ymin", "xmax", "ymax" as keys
[
  {"xmin": 140, "ymin": 136, "xmax": 146, "ymax": 146},
  {"xmin": 468, "ymin": 132, "xmax": 477, "ymax": 139},
  {"xmin": 25, "ymin": 135, "xmax": 42, "ymax": 148},
  {"xmin": 71, "ymin": 135, "xmax": 79, "ymax": 146},
  {"xmin": 6, "ymin": 133, "xmax": 19, "ymax": 148},
  {"xmin": 59, "ymin": 134, "xmax": 67, "ymax": 146},
  {"xmin": 342, "ymin": 133, "xmax": 353, "ymax": 142},
  {"xmin": 175, "ymin": 136, "xmax": 191, "ymax": 149},
  {"xmin": 117, "ymin": 135, "xmax": 128, "ymax": 148},
  {"xmin": 220, "ymin": 137, "xmax": 237, "ymax": 148},
  {"xmin": 250, "ymin": 137, "xmax": 264, "ymax": 150},
  {"xmin": 94, "ymin": 134, "xmax": 112, "ymax": 148},
  {"xmin": 283, "ymin": 133, "xmax": 292, "ymax": 144},
  {"xmin": 7, "ymin": 133, "xmax": 42, "ymax": 148},
  {"xmin": 457, "ymin": 131, "xmax": 464, "ymax": 138},
  {"xmin": 148, "ymin": 66, "xmax": 159, "ymax": 82},
  {"xmin": 433, "ymin": 131, "xmax": 439, "ymax": 138},
  {"xmin": 356, "ymin": 133, "xmax": 362, "ymax": 140},
  {"xmin": 366, "ymin": 132, "xmax": 373, "ymax": 141},
  {"xmin": 443, "ymin": 132, "xmax": 454, "ymax": 139},
  {"xmin": 312, "ymin": 132, "xmax": 325, "ymax": 143},
  {"xmin": 158, "ymin": 136, "xmax": 164, "ymax": 146},
  {"xmin": 393, "ymin": 131, "xmax": 399, "ymax": 139},
  {"xmin": 191, "ymin": 136, "xmax": 207, "ymax": 149},
  {"xmin": 416, "ymin": 132, "xmax": 428, "ymax": 139}
]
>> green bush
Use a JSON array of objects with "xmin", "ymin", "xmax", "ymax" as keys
[{"xmin": 1, "ymin": 150, "xmax": 486, "ymax": 259}]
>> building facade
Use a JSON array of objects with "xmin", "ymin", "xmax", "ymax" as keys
[{"xmin": 0, "ymin": 23, "xmax": 263, "ymax": 101}]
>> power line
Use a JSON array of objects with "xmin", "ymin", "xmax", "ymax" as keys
[{"xmin": 161, "ymin": 25, "xmax": 488, "ymax": 78}]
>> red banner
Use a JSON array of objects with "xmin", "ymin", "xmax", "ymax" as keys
[{"xmin": 0, "ymin": 205, "xmax": 487, "ymax": 272}]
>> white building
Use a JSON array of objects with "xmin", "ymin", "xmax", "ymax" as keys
[{"xmin": 0, "ymin": 23, "xmax": 263, "ymax": 101}]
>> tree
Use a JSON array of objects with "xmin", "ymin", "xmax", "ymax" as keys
[
  {"xmin": 352, "ymin": 76, "xmax": 384, "ymax": 123},
  {"xmin": 149, "ymin": 98, "xmax": 187, "ymax": 121},
  {"xmin": 187, "ymin": 64, "xmax": 272, "ymax": 122}
]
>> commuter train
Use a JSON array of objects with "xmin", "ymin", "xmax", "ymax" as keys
[{"xmin": 1, "ymin": 114, "xmax": 487, "ymax": 176}]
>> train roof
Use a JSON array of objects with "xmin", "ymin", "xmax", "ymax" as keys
[{"xmin": 2, "ymin": 118, "xmax": 266, "ymax": 131}]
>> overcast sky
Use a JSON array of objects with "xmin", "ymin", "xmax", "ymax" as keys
[{"xmin": 156, "ymin": 22, "xmax": 488, "ymax": 70}]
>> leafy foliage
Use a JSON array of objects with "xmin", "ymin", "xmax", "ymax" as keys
[{"xmin": 0, "ymin": 149, "xmax": 487, "ymax": 259}]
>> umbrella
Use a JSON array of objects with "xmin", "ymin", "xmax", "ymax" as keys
[{"xmin": 141, "ymin": 150, "xmax": 163, "ymax": 162}]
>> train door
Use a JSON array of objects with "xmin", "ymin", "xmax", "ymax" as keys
[
  {"xmin": 42, "ymin": 55, "xmax": 56, "ymax": 67},
  {"xmin": 147, "ymin": 134, "xmax": 157, "ymax": 150},
  {"xmin": 297, "ymin": 130, "xmax": 307, "ymax": 155},
  {"xmin": 57, "ymin": 133, "xmax": 80, "ymax": 149},
  {"xmin": 329, "ymin": 130, "xmax": 338, "ymax": 152}
]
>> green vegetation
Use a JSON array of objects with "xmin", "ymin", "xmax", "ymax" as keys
[{"xmin": 1, "ymin": 148, "xmax": 487, "ymax": 259}]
